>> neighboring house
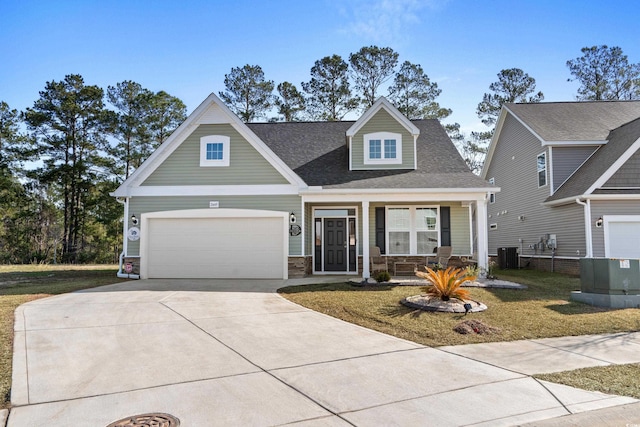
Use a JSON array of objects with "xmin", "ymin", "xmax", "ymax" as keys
[
  {"xmin": 111, "ymin": 94, "xmax": 494, "ymax": 279},
  {"xmin": 482, "ymin": 101, "xmax": 640, "ymax": 274}
]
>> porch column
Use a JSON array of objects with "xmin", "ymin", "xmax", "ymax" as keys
[
  {"xmin": 362, "ymin": 200, "xmax": 370, "ymax": 278},
  {"xmin": 475, "ymin": 197, "xmax": 489, "ymax": 271}
]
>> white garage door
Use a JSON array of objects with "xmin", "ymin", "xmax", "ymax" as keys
[
  {"xmin": 605, "ymin": 216, "xmax": 640, "ymax": 259},
  {"xmin": 141, "ymin": 210, "xmax": 287, "ymax": 279}
]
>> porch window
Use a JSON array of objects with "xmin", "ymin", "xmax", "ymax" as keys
[
  {"xmin": 387, "ymin": 206, "xmax": 439, "ymax": 255},
  {"xmin": 388, "ymin": 208, "xmax": 410, "ymax": 254},
  {"xmin": 416, "ymin": 208, "xmax": 438, "ymax": 254}
]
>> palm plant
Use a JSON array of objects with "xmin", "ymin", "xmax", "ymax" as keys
[{"xmin": 416, "ymin": 266, "xmax": 476, "ymax": 301}]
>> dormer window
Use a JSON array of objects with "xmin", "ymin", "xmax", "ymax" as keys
[
  {"xmin": 200, "ymin": 135, "xmax": 230, "ymax": 167},
  {"xmin": 364, "ymin": 132, "xmax": 402, "ymax": 165}
]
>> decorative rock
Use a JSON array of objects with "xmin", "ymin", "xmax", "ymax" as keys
[{"xmin": 401, "ymin": 295, "xmax": 488, "ymax": 313}]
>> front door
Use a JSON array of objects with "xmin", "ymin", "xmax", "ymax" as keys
[{"xmin": 324, "ymin": 218, "xmax": 347, "ymax": 271}]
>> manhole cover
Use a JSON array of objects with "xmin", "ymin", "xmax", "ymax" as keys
[{"xmin": 106, "ymin": 413, "xmax": 180, "ymax": 427}]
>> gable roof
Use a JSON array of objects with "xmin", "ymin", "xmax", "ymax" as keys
[
  {"xmin": 483, "ymin": 100, "xmax": 640, "ymax": 188},
  {"xmin": 546, "ymin": 117, "xmax": 640, "ymax": 203},
  {"xmin": 112, "ymin": 93, "xmax": 492, "ymax": 198},
  {"xmin": 112, "ymin": 93, "xmax": 306, "ymax": 197},
  {"xmin": 505, "ymin": 101, "xmax": 640, "ymax": 143},
  {"xmin": 248, "ymin": 119, "xmax": 491, "ymax": 190},
  {"xmin": 346, "ymin": 97, "xmax": 420, "ymax": 137}
]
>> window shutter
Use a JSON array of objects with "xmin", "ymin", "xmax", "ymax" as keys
[
  {"xmin": 440, "ymin": 207, "xmax": 451, "ymax": 246},
  {"xmin": 375, "ymin": 207, "xmax": 386, "ymax": 254}
]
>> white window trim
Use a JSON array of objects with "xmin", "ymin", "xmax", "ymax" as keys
[
  {"xmin": 385, "ymin": 205, "xmax": 439, "ymax": 255},
  {"xmin": 364, "ymin": 132, "xmax": 402, "ymax": 165},
  {"xmin": 200, "ymin": 135, "xmax": 230, "ymax": 167},
  {"xmin": 488, "ymin": 177, "xmax": 495, "ymax": 203},
  {"xmin": 537, "ymin": 152, "xmax": 547, "ymax": 187}
]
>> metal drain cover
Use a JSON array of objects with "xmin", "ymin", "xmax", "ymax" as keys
[{"xmin": 106, "ymin": 413, "xmax": 180, "ymax": 427}]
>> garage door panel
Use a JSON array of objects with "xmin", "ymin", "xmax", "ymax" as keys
[
  {"xmin": 144, "ymin": 214, "xmax": 286, "ymax": 279},
  {"xmin": 607, "ymin": 220, "xmax": 640, "ymax": 259}
]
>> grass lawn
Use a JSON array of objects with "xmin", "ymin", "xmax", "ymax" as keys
[
  {"xmin": 535, "ymin": 364, "xmax": 640, "ymax": 399},
  {"xmin": 280, "ymin": 268, "xmax": 640, "ymax": 399},
  {"xmin": 280, "ymin": 268, "xmax": 640, "ymax": 346},
  {"xmin": 0, "ymin": 265, "xmax": 127, "ymax": 409}
]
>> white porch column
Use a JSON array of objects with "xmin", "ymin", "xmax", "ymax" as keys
[
  {"xmin": 362, "ymin": 200, "xmax": 370, "ymax": 278},
  {"xmin": 475, "ymin": 197, "xmax": 489, "ymax": 270}
]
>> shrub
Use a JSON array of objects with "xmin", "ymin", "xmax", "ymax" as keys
[
  {"xmin": 374, "ymin": 271, "xmax": 391, "ymax": 283},
  {"xmin": 416, "ymin": 266, "xmax": 476, "ymax": 301}
]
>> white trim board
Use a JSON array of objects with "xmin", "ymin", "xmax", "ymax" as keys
[{"xmin": 115, "ymin": 184, "xmax": 300, "ymax": 197}]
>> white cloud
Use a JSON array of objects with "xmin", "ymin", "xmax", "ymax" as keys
[{"xmin": 337, "ymin": 0, "xmax": 448, "ymax": 45}]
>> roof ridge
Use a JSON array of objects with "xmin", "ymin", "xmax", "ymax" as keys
[
  {"xmin": 508, "ymin": 100, "xmax": 640, "ymax": 106},
  {"xmin": 246, "ymin": 120, "xmax": 356, "ymax": 125}
]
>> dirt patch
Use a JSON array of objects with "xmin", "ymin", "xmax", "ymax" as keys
[{"xmin": 454, "ymin": 319, "xmax": 501, "ymax": 335}]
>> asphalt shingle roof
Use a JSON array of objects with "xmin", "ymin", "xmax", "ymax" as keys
[
  {"xmin": 247, "ymin": 120, "xmax": 491, "ymax": 190},
  {"xmin": 506, "ymin": 101, "xmax": 640, "ymax": 142},
  {"xmin": 547, "ymin": 116, "xmax": 640, "ymax": 201}
]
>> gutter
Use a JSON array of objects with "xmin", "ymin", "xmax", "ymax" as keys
[{"xmin": 575, "ymin": 198, "xmax": 592, "ymax": 257}]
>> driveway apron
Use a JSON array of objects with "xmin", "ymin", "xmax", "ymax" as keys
[{"xmin": 7, "ymin": 279, "xmax": 637, "ymax": 426}]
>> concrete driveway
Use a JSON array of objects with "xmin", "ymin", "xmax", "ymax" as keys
[{"xmin": 6, "ymin": 278, "xmax": 638, "ymax": 426}]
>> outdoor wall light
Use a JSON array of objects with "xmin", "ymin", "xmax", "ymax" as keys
[
  {"xmin": 595, "ymin": 217, "xmax": 603, "ymax": 228},
  {"xmin": 290, "ymin": 212, "xmax": 297, "ymax": 224},
  {"xmin": 131, "ymin": 214, "xmax": 139, "ymax": 225}
]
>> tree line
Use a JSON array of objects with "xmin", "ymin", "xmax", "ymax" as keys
[
  {"xmin": 1, "ymin": 44, "xmax": 639, "ymax": 264},
  {"xmin": 1, "ymin": 75, "xmax": 186, "ymax": 264}
]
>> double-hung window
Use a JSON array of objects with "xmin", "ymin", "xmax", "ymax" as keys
[
  {"xmin": 537, "ymin": 152, "xmax": 547, "ymax": 187},
  {"xmin": 387, "ymin": 206, "xmax": 439, "ymax": 255},
  {"xmin": 364, "ymin": 132, "xmax": 402, "ymax": 165},
  {"xmin": 200, "ymin": 135, "xmax": 230, "ymax": 167}
]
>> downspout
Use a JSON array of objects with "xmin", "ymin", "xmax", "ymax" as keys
[
  {"xmin": 115, "ymin": 197, "xmax": 140, "ymax": 279},
  {"xmin": 115, "ymin": 197, "xmax": 127, "ymax": 277},
  {"xmin": 576, "ymin": 198, "xmax": 592, "ymax": 258}
]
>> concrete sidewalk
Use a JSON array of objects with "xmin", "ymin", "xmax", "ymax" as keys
[{"xmin": 5, "ymin": 278, "xmax": 640, "ymax": 426}]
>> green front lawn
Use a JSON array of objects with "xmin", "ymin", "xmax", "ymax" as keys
[{"xmin": 0, "ymin": 265, "xmax": 127, "ymax": 409}]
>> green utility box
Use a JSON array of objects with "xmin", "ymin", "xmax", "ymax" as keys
[{"xmin": 580, "ymin": 258, "xmax": 640, "ymax": 295}]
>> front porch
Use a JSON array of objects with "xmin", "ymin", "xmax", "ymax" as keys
[
  {"xmin": 288, "ymin": 254, "xmax": 479, "ymax": 278},
  {"xmin": 298, "ymin": 191, "xmax": 490, "ymax": 279}
]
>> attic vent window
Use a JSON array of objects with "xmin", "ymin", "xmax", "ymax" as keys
[
  {"xmin": 364, "ymin": 132, "xmax": 402, "ymax": 165},
  {"xmin": 200, "ymin": 135, "xmax": 230, "ymax": 167}
]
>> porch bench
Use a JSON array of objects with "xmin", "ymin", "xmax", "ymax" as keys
[{"xmin": 394, "ymin": 262, "xmax": 417, "ymax": 276}]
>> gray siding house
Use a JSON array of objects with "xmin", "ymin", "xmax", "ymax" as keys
[
  {"xmin": 112, "ymin": 94, "xmax": 494, "ymax": 280},
  {"xmin": 482, "ymin": 101, "xmax": 640, "ymax": 273}
]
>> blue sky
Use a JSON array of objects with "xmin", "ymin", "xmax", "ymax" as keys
[{"xmin": 2, "ymin": 0, "xmax": 640, "ymax": 135}]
